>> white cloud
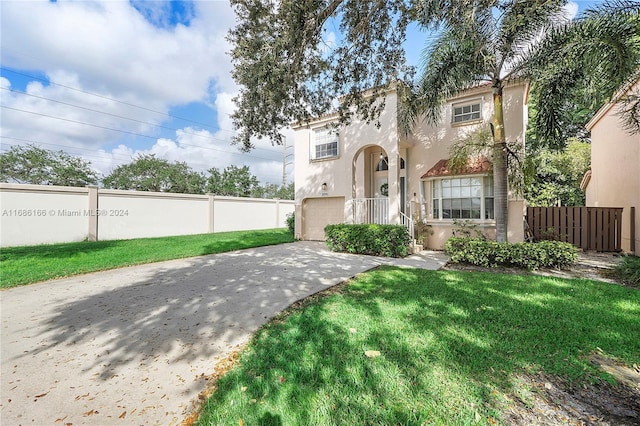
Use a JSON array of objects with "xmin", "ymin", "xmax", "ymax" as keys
[
  {"xmin": 1, "ymin": 1, "xmax": 235, "ymax": 102},
  {"xmin": 563, "ymin": 2, "xmax": 579, "ymax": 21},
  {"xmin": 93, "ymin": 124, "xmax": 287, "ymax": 185},
  {"xmin": 0, "ymin": 0, "xmax": 292, "ymax": 185}
]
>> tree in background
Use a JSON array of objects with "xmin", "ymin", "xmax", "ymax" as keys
[
  {"xmin": 228, "ymin": 0, "xmax": 639, "ymax": 243},
  {"xmin": 524, "ymin": 139, "xmax": 591, "ymax": 207},
  {"xmin": 257, "ymin": 182, "xmax": 294, "ymax": 200},
  {"xmin": 206, "ymin": 165, "xmax": 261, "ymax": 197},
  {"xmin": 0, "ymin": 144, "xmax": 97, "ymax": 186},
  {"xmin": 1, "ymin": 145, "xmax": 292, "ymax": 198},
  {"xmin": 102, "ymin": 154, "xmax": 206, "ymax": 194}
]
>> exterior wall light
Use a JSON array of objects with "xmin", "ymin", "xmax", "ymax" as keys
[{"xmin": 321, "ymin": 182, "xmax": 328, "ymax": 191}]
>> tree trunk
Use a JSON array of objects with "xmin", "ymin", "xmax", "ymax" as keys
[{"xmin": 492, "ymin": 84, "xmax": 508, "ymax": 242}]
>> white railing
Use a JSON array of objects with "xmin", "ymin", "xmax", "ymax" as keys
[
  {"xmin": 400, "ymin": 211, "xmax": 414, "ymax": 241},
  {"xmin": 400, "ymin": 210, "xmax": 416, "ymax": 252},
  {"xmin": 352, "ymin": 198, "xmax": 389, "ymax": 224},
  {"xmin": 352, "ymin": 198, "xmax": 415, "ymax": 250}
]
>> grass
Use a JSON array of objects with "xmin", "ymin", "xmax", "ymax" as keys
[
  {"xmin": 0, "ymin": 229, "xmax": 294, "ymax": 288},
  {"xmin": 197, "ymin": 268, "xmax": 640, "ymax": 425},
  {"xmin": 612, "ymin": 255, "xmax": 640, "ymax": 286}
]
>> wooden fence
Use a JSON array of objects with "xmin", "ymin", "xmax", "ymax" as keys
[{"xmin": 526, "ymin": 206, "xmax": 624, "ymax": 252}]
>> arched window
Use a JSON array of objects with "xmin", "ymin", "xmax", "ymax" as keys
[
  {"xmin": 376, "ymin": 155, "xmax": 388, "ymax": 171},
  {"xmin": 376, "ymin": 155, "xmax": 405, "ymax": 171}
]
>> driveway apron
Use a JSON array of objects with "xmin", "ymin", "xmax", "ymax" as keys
[{"xmin": 1, "ymin": 241, "xmax": 446, "ymax": 425}]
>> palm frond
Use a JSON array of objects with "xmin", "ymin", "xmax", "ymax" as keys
[
  {"xmin": 617, "ymin": 68, "xmax": 640, "ymax": 134},
  {"xmin": 417, "ymin": 28, "xmax": 493, "ymax": 124},
  {"xmin": 496, "ymin": 0, "xmax": 568, "ymax": 76},
  {"xmin": 525, "ymin": 1, "xmax": 640, "ymax": 146}
]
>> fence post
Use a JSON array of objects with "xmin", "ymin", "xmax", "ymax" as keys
[
  {"xmin": 208, "ymin": 194, "xmax": 215, "ymax": 233},
  {"xmin": 87, "ymin": 185, "xmax": 99, "ymax": 241},
  {"xmin": 631, "ymin": 206, "xmax": 636, "ymax": 255}
]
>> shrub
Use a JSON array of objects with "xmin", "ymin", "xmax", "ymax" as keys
[
  {"xmin": 445, "ymin": 237, "xmax": 578, "ymax": 270},
  {"xmin": 451, "ymin": 219, "xmax": 487, "ymax": 240},
  {"xmin": 324, "ymin": 224, "xmax": 411, "ymax": 258},
  {"xmin": 286, "ymin": 213, "xmax": 295, "ymax": 234},
  {"xmin": 613, "ymin": 255, "xmax": 640, "ymax": 286},
  {"xmin": 414, "ymin": 218, "xmax": 433, "ymax": 246}
]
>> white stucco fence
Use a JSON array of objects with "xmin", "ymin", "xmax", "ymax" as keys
[{"xmin": 0, "ymin": 183, "xmax": 294, "ymax": 247}]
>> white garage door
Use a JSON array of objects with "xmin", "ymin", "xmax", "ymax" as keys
[{"xmin": 302, "ymin": 197, "xmax": 345, "ymax": 241}]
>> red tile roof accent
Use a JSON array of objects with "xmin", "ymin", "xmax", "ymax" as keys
[{"xmin": 421, "ymin": 156, "xmax": 492, "ymax": 179}]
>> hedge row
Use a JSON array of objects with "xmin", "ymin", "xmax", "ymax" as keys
[
  {"xmin": 325, "ymin": 224, "xmax": 411, "ymax": 258},
  {"xmin": 445, "ymin": 237, "xmax": 578, "ymax": 269}
]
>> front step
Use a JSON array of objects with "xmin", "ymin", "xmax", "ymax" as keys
[{"xmin": 410, "ymin": 243, "xmax": 424, "ymax": 254}]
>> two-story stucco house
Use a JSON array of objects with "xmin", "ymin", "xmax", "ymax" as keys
[{"xmin": 292, "ymin": 81, "xmax": 529, "ymax": 249}]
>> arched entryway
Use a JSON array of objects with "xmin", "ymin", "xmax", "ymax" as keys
[{"xmin": 350, "ymin": 145, "xmax": 405, "ymax": 224}]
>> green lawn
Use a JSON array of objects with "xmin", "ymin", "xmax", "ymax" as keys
[
  {"xmin": 197, "ymin": 268, "xmax": 640, "ymax": 425},
  {"xmin": 0, "ymin": 229, "xmax": 294, "ymax": 288}
]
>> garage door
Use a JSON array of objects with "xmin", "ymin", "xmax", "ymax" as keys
[{"xmin": 302, "ymin": 197, "xmax": 345, "ymax": 241}]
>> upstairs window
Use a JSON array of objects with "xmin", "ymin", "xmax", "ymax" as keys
[
  {"xmin": 452, "ymin": 100, "xmax": 482, "ymax": 124},
  {"xmin": 311, "ymin": 127, "xmax": 338, "ymax": 160}
]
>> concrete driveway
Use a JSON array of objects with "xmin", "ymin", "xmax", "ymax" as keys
[{"xmin": 0, "ymin": 241, "xmax": 447, "ymax": 425}]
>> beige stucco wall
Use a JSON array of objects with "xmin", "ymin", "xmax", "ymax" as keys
[
  {"xmin": 98, "ymin": 190, "xmax": 210, "ymax": 240},
  {"xmin": 0, "ymin": 183, "xmax": 295, "ymax": 247},
  {"xmin": 293, "ymin": 81, "xmax": 529, "ymax": 247},
  {"xmin": 585, "ymin": 80, "xmax": 640, "ymax": 254},
  {"xmin": 212, "ymin": 197, "xmax": 293, "ymax": 232},
  {"xmin": 0, "ymin": 183, "xmax": 90, "ymax": 246}
]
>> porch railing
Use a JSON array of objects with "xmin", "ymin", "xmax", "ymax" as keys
[
  {"xmin": 352, "ymin": 198, "xmax": 416, "ymax": 251},
  {"xmin": 400, "ymin": 211, "xmax": 414, "ymax": 248},
  {"xmin": 352, "ymin": 198, "xmax": 389, "ymax": 225}
]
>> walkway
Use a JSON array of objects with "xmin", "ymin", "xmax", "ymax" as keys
[{"xmin": 0, "ymin": 241, "xmax": 447, "ymax": 425}]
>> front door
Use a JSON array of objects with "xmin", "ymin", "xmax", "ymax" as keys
[
  {"xmin": 374, "ymin": 174, "xmax": 388, "ymax": 198},
  {"xmin": 370, "ymin": 154, "xmax": 389, "ymax": 224}
]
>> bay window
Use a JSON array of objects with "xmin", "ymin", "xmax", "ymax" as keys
[{"xmin": 431, "ymin": 175, "xmax": 494, "ymax": 220}]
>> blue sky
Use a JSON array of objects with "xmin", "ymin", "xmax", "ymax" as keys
[{"xmin": 0, "ymin": 0, "xmax": 605, "ymax": 185}]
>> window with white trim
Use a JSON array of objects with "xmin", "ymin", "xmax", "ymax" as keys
[
  {"xmin": 431, "ymin": 176, "xmax": 494, "ymax": 219},
  {"xmin": 452, "ymin": 100, "xmax": 482, "ymax": 124},
  {"xmin": 310, "ymin": 127, "xmax": 338, "ymax": 160}
]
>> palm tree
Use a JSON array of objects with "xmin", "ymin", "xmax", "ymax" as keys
[{"xmin": 406, "ymin": 0, "xmax": 639, "ymax": 242}]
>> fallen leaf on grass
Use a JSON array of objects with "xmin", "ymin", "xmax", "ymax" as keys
[
  {"xmin": 239, "ymin": 419, "xmax": 244, "ymax": 426},
  {"xmin": 364, "ymin": 350, "xmax": 381, "ymax": 358},
  {"xmin": 279, "ymin": 376, "xmax": 285, "ymax": 384}
]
